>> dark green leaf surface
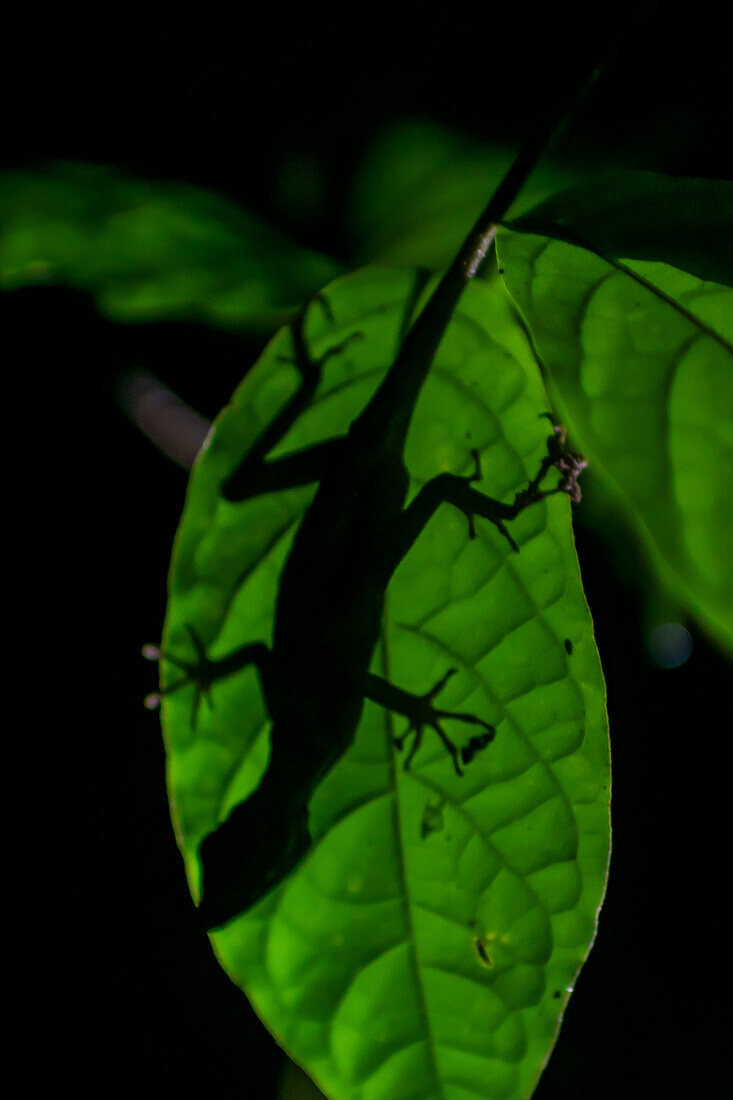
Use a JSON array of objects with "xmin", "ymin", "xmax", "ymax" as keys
[
  {"xmin": 0, "ymin": 163, "xmax": 340, "ymax": 332},
  {"xmin": 347, "ymin": 122, "xmax": 575, "ymax": 270},
  {"xmin": 497, "ymin": 229, "xmax": 733, "ymax": 652},
  {"xmin": 162, "ymin": 267, "xmax": 610, "ymax": 1100},
  {"xmin": 505, "ymin": 171, "xmax": 733, "ymax": 287}
]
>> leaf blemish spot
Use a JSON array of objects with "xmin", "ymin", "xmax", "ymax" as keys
[{"xmin": 474, "ymin": 937, "xmax": 493, "ymax": 968}]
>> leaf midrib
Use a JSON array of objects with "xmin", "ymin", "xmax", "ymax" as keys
[{"xmin": 379, "ymin": 615, "xmax": 446, "ymax": 1100}]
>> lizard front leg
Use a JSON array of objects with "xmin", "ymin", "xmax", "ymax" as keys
[
  {"xmin": 223, "ymin": 300, "xmax": 359, "ymax": 502},
  {"xmin": 386, "ymin": 424, "xmax": 585, "ymax": 567}
]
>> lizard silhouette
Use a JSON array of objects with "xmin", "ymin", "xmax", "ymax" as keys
[{"xmin": 147, "ymin": 96, "xmax": 588, "ymax": 932}]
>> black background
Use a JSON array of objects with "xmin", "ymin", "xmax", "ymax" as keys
[{"xmin": 5, "ymin": 4, "xmax": 731, "ymax": 1096}]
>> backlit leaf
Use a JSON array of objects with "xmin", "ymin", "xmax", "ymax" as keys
[
  {"xmin": 497, "ymin": 226, "xmax": 733, "ymax": 652},
  {"xmin": 161, "ymin": 266, "xmax": 610, "ymax": 1100},
  {"xmin": 505, "ymin": 171, "xmax": 733, "ymax": 288}
]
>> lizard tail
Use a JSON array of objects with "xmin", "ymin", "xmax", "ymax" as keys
[{"xmin": 196, "ymin": 767, "xmax": 311, "ymax": 932}]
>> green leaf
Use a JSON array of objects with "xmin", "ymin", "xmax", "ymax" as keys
[
  {"xmin": 161, "ymin": 266, "xmax": 609, "ymax": 1100},
  {"xmin": 497, "ymin": 227, "xmax": 733, "ymax": 653},
  {"xmin": 347, "ymin": 121, "xmax": 576, "ymax": 269},
  {"xmin": 505, "ymin": 171, "xmax": 733, "ymax": 288},
  {"xmin": 0, "ymin": 163, "xmax": 340, "ymax": 333}
]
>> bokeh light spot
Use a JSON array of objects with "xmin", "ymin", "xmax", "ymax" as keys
[{"xmin": 648, "ymin": 622, "xmax": 693, "ymax": 668}]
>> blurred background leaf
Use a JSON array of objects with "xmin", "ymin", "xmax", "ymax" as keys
[
  {"xmin": 0, "ymin": 163, "xmax": 341, "ymax": 335},
  {"xmin": 345, "ymin": 120, "xmax": 577, "ymax": 268}
]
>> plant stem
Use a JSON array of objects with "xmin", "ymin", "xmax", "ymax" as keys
[{"xmin": 398, "ymin": 4, "xmax": 661, "ymax": 366}]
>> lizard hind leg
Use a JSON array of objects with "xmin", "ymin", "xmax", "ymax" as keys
[
  {"xmin": 365, "ymin": 670, "xmax": 495, "ymax": 777},
  {"xmin": 142, "ymin": 624, "xmax": 270, "ymax": 729},
  {"xmin": 142, "ymin": 625, "xmax": 214, "ymax": 727}
]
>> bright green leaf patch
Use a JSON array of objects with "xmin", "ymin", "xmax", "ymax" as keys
[
  {"xmin": 162, "ymin": 267, "xmax": 610, "ymax": 1100},
  {"xmin": 0, "ymin": 163, "xmax": 340, "ymax": 332},
  {"xmin": 497, "ymin": 229, "xmax": 733, "ymax": 652}
]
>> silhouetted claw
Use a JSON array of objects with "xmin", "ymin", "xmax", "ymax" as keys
[
  {"xmin": 533, "ymin": 414, "xmax": 587, "ymax": 503},
  {"xmin": 460, "ymin": 730, "xmax": 494, "ymax": 766},
  {"xmin": 555, "ymin": 449, "xmax": 588, "ymax": 503}
]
